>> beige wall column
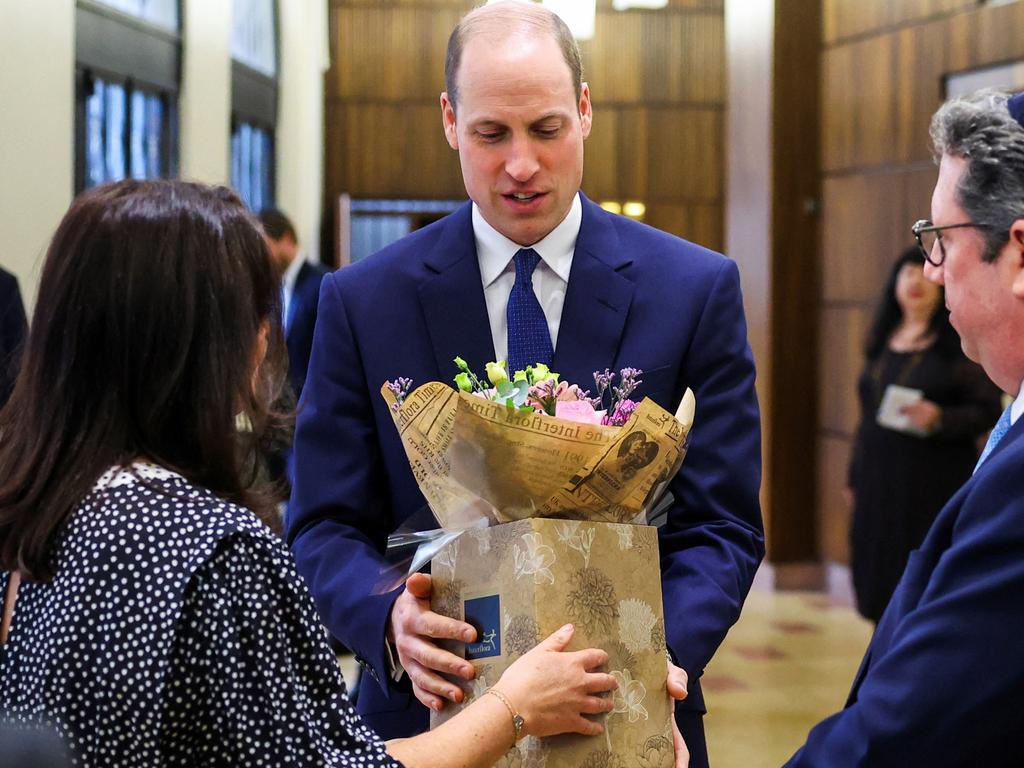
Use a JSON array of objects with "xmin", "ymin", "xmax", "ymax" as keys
[
  {"xmin": 277, "ymin": 0, "xmax": 329, "ymax": 263},
  {"xmin": 0, "ymin": 0, "xmax": 75, "ymax": 314},
  {"xmin": 725, "ymin": 0, "xmax": 773, "ymax": 538},
  {"xmin": 179, "ymin": 0, "xmax": 232, "ymax": 184},
  {"xmin": 726, "ymin": 0, "xmax": 822, "ymax": 585}
]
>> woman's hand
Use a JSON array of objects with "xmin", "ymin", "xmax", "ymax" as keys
[
  {"xmin": 491, "ymin": 624, "xmax": 617, "ymax": 738},
  {"xmin": 901, "ymin": 399, "xmax": 941, "ymax": 433}
]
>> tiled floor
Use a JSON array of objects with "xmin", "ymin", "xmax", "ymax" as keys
[{"xmin": 703, "ymin": 590, "xmax": 874, "ymax": 767}]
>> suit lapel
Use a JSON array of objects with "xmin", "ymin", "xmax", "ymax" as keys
[
  {"xmin": 553, "ymin": 195, "xmax": 636, "ymax": 385},
  {"xmin": 418, "ymin": 203, "xmax": 496, "ymax": 378}
]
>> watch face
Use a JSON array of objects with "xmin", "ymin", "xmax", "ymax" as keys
[{"xmin": 514, "ymin": 714, "xmax": 525, "ymax": 736}]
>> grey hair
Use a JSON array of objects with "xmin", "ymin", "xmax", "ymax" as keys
[
  {"xmin": 444, "ymin": 0, "xmax": 583, "ymax": 115},
  {"xmin": 930, "ymin": 89, "xmax": 1024, "ymax": 262}
]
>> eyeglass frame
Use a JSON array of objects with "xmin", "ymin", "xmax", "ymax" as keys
[{"xmin": 911, "ymin": 219, "xmax": 990, "ymax": 267}]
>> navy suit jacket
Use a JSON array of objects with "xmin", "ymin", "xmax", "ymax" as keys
[
  {"xmin": 287, "ymin": 195, "xmax": 764, "ymax": 749},
  {"xmin": 0, "ymin": 267, "xmax": 28, "ymax": 408},
  {"xmin": 286, "ymin": 260, "xmax": 329, "ymax": 398},
  {"xmin": 787, "ymin": 415, "xmax": 1024, "ymax": 766}
]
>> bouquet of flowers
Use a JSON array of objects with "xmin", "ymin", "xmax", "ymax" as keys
[
  {"xmin": 381, "ymin": 358, "xmax": 694, "ymax": 530},
  {"xmin": 390, "ymin": 358, "xmax": 645, "ymax": 426}
]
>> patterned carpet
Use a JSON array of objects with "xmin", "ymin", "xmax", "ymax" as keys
[{"xmin": 703, "ymin": 589, "xmax": 874, "ymax": 767}]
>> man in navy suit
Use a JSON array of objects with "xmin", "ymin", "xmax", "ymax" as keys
[
  {"xmin": 0, "ymin": 266, "xmax": 28, "ymax": 409},
  {"xmin": 258, "ymin": 208, "xmax": 328, "ymax": 399},
  {"xmin": 787, "ymin": 91, "xmax": 1024, "ymax": 766},
  {"xmin": 288, "ymin": 3, "xmax": 763, "ymax": 763}
]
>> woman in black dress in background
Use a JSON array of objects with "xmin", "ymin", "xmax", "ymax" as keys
[{"xmin": 847, "ymin": 246, "xmax": 1002, "ymax": 622}]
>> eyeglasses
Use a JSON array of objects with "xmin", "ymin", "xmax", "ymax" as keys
[{"xmin": 911, "ymin": 219, "xmax": 987, "ymax": 267}]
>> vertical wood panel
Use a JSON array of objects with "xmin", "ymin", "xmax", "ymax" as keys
[
  {"xmin": 818, "ymin": 306, "xmax": 866, "ymax": 437},
  {"xmin": 817, "ymin": 436, "xmax": 853, "ymax": 563}
]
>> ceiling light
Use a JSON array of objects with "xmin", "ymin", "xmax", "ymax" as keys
[
  {"xmin": 622, "ymin": 201, "xmax": 646, "ymax": 218},
  {"xmin": 612, "ymin": 0, "xmax": 668, "ymax": 9},
  {"xmin": 542, "ymin": 0, "xmax": 596, "ymax": 41}
]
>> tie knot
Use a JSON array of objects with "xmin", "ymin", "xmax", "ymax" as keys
[{"xmin": 513, "ymin": 249, "xmax": 541, "ymax": 284}]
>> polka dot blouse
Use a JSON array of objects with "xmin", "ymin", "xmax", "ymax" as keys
[{"xmin": 0, "ymin": 463, "xmax": 404, "ymax": 767}]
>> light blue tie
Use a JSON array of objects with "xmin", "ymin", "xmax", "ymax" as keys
[
  {"xmin": 506, "ymin": 248, "xmax": 553, "ymax": 373},
  {"xmin": 975, "ymin": 405, "xmax": 1013, "ymax": 473}
]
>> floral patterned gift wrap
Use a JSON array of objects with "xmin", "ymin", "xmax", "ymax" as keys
[
  {"xmin": 430, "ymin": 518, "xmax": 673, "ymax": 768},
  {"xmin": 381, "ymin": 362, "xmax": 694, "ymax": 767}
]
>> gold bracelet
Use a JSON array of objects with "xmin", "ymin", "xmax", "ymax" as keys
[{"xmin": 485, "ymin": 688, "xmax": 525, "ymax": 742}]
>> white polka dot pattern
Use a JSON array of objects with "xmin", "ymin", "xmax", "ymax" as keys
[{"xmin": 0, "ymin": 464, "xmax": 402, "ymax": 767}]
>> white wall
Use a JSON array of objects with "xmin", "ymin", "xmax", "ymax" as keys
[
  {"xmin": 0, "ymin": 0, "xmax": 75, "ymax": 314},
  {"xmin": 179, "ymin": 0, "xmax": 233, "ymax": 184}
]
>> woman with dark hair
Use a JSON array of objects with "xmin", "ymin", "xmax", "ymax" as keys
[
  {"xmin": 0, "ymin": 181, "xmax": 675, "ymax": 767},
  {"xmin": 847, "ymin": 245, "xmax": 1002, "ymax": 622}
]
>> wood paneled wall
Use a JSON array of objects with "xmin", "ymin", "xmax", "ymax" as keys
[
  {"xmin": 325, "ymin": 0, "xmax": 725, "ymax": 249},
  {"xmin": 817, "ymin": 0, "xmax": 1024, "ymax": 562}
]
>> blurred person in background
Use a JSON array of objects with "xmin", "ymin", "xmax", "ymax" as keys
[
  {"xmin": 846, "ymin": 245, "xmax": 1002, "ymax": 622},
  {"xmin": 258, "ymin": 207, "xmax": 328, "ymax": 401},
  {"xmin": 0, "ymin": 180, "xmax": 688, "ymax": 767},
  {"xmin": 0, "ymin": 266, "xmax": 28, "ymax": 409}
]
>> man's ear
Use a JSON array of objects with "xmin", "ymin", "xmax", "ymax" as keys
[
  {"xmin": 1009, "ymin": 218, "xmax": 1024, "ymax": 299},
  {"xmin": 440, "ymin": 92, "xmax": 459, "ymax": 150},
  {"xmin": 579, "ymin": 82, "xmax": 592, "ymax": 140}
]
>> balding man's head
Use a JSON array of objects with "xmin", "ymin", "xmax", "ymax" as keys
[{"xmin": 444, "ymin": 1, "xmax": 583, "ymax": 115}]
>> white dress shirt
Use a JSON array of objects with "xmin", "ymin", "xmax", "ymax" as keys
[
  {"xmin": 473, "ymin": 194, "xmax": 581, "ymax": 364},
  {"xmin": 280, "ymin": 252, "xmax": 305, "ymax": 332},
  {"xmin": 1010, "ymin": 377, "xmax": 1024, "ymax": 427}
]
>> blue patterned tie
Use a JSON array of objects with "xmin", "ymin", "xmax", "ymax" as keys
[
  {"xmin": 506, "ymin": 248, "xmax": 553, "ymax": 373},
  {"xmin": 975, "ymin": 405, "xmax": 1013, "ymax": 473}
]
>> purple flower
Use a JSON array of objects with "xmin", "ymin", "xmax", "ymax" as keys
[
  {"xmin": 386, "ymin": 377, "xmax": 414, "ymax": 411},
  {"xmin": 612, "ymin": 368, "xmax": 643, "ymax": 402},
  {"xmin": 603, "ymin": 398, "xmax": 638, "ymax": 427}
]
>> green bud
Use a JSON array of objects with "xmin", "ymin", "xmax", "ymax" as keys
[
  {"xmin": 486, "ymin": 361, "xmax": 510, "ymax": 387},
  {"xmin": 454, "ymin": 372, "xmax": 472, "ymax": 392},
  {"xmin": 454, "ymin": 356, "xmax": 469, "ymax": 371},
  {"xmin": 529, "ymin": 363, "xmax": 551, "ymax": 383},
  {"xmin": 513, "ymin": 369, "xmax": 529, "ymax": 384}
]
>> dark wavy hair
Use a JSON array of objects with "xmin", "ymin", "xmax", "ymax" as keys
[
  {"xmin": 0, "ymin": 180, "xmax": 288, "ymax": 580},
  {"xmin": 864, "ymin": 245, "xmax": 959, "ymax": 360}
]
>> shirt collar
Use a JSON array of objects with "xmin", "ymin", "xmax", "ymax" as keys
[
  {"xmin": 474, "ymin": 193, "xmax": 581, "ymax": 288},
  {"xmin": 282, "ymin": 253, "xmax": 305, "ymax": 293},
  {"xmin": 1011, "ymin": 377, "xmax": 1024, "ymax": 427}
]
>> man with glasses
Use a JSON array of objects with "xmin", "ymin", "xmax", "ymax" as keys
[{"xmin": 786, "ymin": 90, "xmax": 1024, "ymax": 766}]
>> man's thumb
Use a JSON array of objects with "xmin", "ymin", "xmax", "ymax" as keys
[{"xmin": 406, "ymin": 572, "xmax": 432, "ymax": 599}]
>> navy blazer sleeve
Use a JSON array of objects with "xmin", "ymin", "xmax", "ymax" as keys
[
  {"xmin": 287, "ymin": 273, "xmax": 400, "ymax": 684},
  {"xmin": 785, "ymin": 448, "xmax": 1024, "ymax": 766},
  {"xmin": 659, "ymin": 259, "xmax": 764, "ymax": 700}
]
